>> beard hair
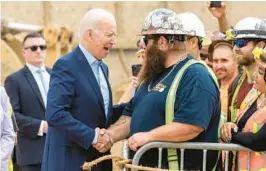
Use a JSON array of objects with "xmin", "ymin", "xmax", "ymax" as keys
[
  {"xmin": 235, "ymin": 51, "xmax": 255, "ymax": 66},
  {"xmin": 139, "ymin": 43, "xmax": 167, "ymax": 84}
]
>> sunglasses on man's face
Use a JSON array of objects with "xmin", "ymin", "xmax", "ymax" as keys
[
  {"xmin": 233, "ymin": 39, "xmax": 250, "ymax": 48},
  {"xmin": 24, "ymin": 45, "xmax": 47, "ymax": 51},
  {"xmin": 143, "ymin": 36, "xmax": 156, "ymax": 46}
]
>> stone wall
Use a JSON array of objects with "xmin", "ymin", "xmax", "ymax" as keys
[{"xmin": 2, "ymin": 1, "xmax": 266, "ymax": 49}]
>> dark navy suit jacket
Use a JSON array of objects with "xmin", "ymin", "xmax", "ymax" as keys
[
  {"xmin": 41, "ymin": 47, "xmax": 123, "ymax": 171},
  {"xmin": 4, "ymin": 66, "xmax": 51, "ymax": 166}
]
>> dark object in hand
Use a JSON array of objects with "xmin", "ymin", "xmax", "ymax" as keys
[
  {"xmin": 210, "ymin": 1, "xmax": 222, "ymax": 8},
  {"xmin": 131, "ymin": 64, "xmax": 142, "ymax": 76}
]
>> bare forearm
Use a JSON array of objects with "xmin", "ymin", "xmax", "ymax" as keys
[
  {"xmin": 218, "ymin": 15, "xmax": 230, "ymax": 33},
  {"xmin": 108, "ymin": 115, "xmax": 131, "ymax": 142},
  {"xmin": 118, "ymin": 84, "xmax": 135, "ymax": 104},
  {"xmin": 147, "ymin": 122, "xmax": 203, "ymax": 142}
]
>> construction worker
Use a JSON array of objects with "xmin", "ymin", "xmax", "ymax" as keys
[
  {"xmin": 220, "ymin": 46, "xmax": 266, "ymax": 171},
  {"xmin": 100, "ymin": 8, "xmax": 221, "ymax": 170},
  {"xmin": 220, "ymin": 18, "xmax": 266, "ymax": 170},
  {"xmin": 177, "ymin": 12, "xmax": 219, "ymax": 87},
  {"xmin": 226, "ymin": 17, "xmax": 266, "ymax": 124},
  {"xmin": 209, "ymin": 38, "xmax": 238, "ymax": 122}
]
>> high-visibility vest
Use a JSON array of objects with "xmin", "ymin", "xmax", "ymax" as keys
[
  {"xmin": 237, "ymin": 103, "xmax": 266, "ymax": 171},
  {"xmin": 165, "ymin": 59, "xmax": 219, "ymax": 170}
]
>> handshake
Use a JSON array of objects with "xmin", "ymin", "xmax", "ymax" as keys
[{"xmin": 93, "ymin": 128, "xmax": 114, "ymax": 153}]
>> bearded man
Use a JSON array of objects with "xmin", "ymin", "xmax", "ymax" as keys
[{"xmin": 95, "ymin": 8, "xmax": 221, "ymax": 171}]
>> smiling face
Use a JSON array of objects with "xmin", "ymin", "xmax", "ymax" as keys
[
  {"xmin": 213, "ymin": 45, "xmax": 238, "ymax": 81},
  {"xmin": 85, "ymin": 19, "xmax": 117, "ymax": 60},
  {"xmin": 233, "ymin": 40, "xmax": 255, "ymax": 66}
]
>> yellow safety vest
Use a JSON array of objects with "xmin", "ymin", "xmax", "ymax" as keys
[{"xmin": 165, "ymin": 59, "xmax": 219, "ymax": 170}]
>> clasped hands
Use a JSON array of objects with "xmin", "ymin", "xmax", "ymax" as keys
[
  {"xmin": 93, "ymin": 128, "xmax": 114, "ymax": 153},
  {"xmin": 93, "ymin": 128, "xmax": 152, "ymax": 153}
]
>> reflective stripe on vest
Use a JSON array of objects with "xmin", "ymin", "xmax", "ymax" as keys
[
  {"xmin": 165, "ymin": 59, "xmax": 219, "ymax": 170},
  {"xmin": 238, "ymin": 106, "xmax": 266, "ymax": 171}
]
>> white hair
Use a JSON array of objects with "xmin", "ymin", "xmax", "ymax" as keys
[{"xmin": 78, "ymin": 8, "xmax": 116, "ymax": 38}]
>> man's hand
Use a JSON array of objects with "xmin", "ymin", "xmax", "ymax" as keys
[
  {"xmin": 93, "ymin": 128, "xmax": 114, "ymax": 153},
  {"xmin": 208, "ymin": 1, "xmax": 226, "ymax": 19},
  {"xmin": 220, "ymin": 122, "xmax": 238, "ymax": 142},
  {"xmin": 127, "ymin": 132, "xmax": 152, "ymax": 151},
  {"xmin": 43, "ymin": 121, "xmax": 48, "ymax": 134},
  {"xmin": 131, "ymin": 76, "xmax": 139, "ymax": 88}
]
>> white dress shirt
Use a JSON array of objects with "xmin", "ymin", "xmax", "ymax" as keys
[{"xmin": 26, "ymin": 63, "xmax": 50, "ymax": 136}]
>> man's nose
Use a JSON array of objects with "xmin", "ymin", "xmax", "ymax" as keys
[{"xmin": 110, "ymin": 38, "xmax": 116, "ymax": 47}]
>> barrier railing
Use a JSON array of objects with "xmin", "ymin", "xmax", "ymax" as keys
[
  {"xmin": 131, "ymin": 142, "xmax": 252, "ymax": 171},
  {"xmin": 122, "ymin": 140, "xmax": 130, "ymax": 171}
]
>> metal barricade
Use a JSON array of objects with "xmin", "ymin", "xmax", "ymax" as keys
[
  {"xmin": 131, "ymin": 142, "xmax": 252, "ymax": 171},
  {"xmin": 122, "ymin": 140, "xmax": 129, "ymax": 171}
]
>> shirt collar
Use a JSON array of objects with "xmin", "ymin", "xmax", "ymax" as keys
[
  {"xmin": 79, "ymin": 43, "xmax": 99, "ymax": 66},
  {"xmin": 26, "ymin": 63, "xmax": 46, "ymax": 73}
]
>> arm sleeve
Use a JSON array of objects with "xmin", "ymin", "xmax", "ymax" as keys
[
  {"xmin": 231, "ymin": 124, "xmax": 266, "ymax": 151},
  {"xmin": 122, "ymin": 98, "xmax": 134, "ymax": 117},
  {"xmin": 112, "ymin": 103, "xmax": 127, "ymax": 124},
  {"xmin": 45, "ymin": 59, "xmax": 95, "ymax": 150},
  {"xmin": 0, "ymin": 87, "xmax": 16, "ymax": 162},
  {"xmin": 5, "ymin": 76, "xmax": 42, "ymax": 138},
  {"xmin": 174, "ymin": 65, "xmax": 220, "ymax": 130}
]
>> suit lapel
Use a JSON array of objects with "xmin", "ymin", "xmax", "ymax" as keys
[
  {"xmin": 24, "ymin": 66, "xmax": 45, "ymax": 109},
  {"xmin": 74, "ymin": 47, "xmax": 105, "ymax": 114}
]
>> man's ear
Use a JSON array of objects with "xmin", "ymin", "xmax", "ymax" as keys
[
  {"xmin": 85, "ymin": 29, "xmax": 93, "ymax": 41},
  {"xmin": 190, "ymin": 37, "xmax": 199, "ymax": 49},
  {"xmin": 157, "ymin": 36, "xmax": 167, "ymax": 50}
]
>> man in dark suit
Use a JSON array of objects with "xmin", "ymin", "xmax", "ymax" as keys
[
  {"xmin": 5, "ymin": 32, "xmax": 51, "ymax": 171},
  {"xmin": 41, "ymin": 8, "xmax": 122, "ymax": 171}
]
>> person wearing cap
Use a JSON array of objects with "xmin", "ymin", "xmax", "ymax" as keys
[
  {"xmin": 104, "ymin": 8, "xmax": 220, "ymax": 170},
  {"xmin": 209, "ymin": 39, "xmax": 238, "ymax": 121},
  {"xmin": 224, "ymin": 17, "xmax": 266, "ymax": 125},
  {"xmin": 220, "ymin": 47, "xmax": 266, "ymax": 171}
]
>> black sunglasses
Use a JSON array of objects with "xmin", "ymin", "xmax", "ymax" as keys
[
  {"xmin": 143, "ymin": 35, "xmax": 157, "ymax": 46},
  {"xmin": 24, "ymin": 45, "xmax": 47, "ymax": 51}
]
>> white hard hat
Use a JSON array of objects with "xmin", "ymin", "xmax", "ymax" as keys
[
  {"xmin": 177, "ymin": 12, "xmax": 211, "ymax": 46},
  {"xmin": 230, "ymin": 17, "xmax": 266, "ymax": 39}
]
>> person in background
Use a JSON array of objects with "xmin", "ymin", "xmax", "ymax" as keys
[
  {"xmin": 209, "ymin": 39, "xmax": 238, "ymax": 122},
  {"xmin": 1, "ymin": 86, "xmax": 16, "ymax": 171},
  {"xmin": 5, "ymin": 32, "xmax": 51, "ymax": 171},
  {"xmin": 220, "ymin": 46, "xmax": 266, "ymax": 171},
  {"xmin": 226, "ymin": 17, "xmax": 266, "ymax": 123},
  {"xmin": 208, "ymin": 1, "xmax": 230, "ymax": 33},
  {"xmin": 118, "ymin": 37, "xmax": 145, "ymax": 104},
  {"xmin": 199, "ymin": 1, "xmax": 230, "ymax": 68}
]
